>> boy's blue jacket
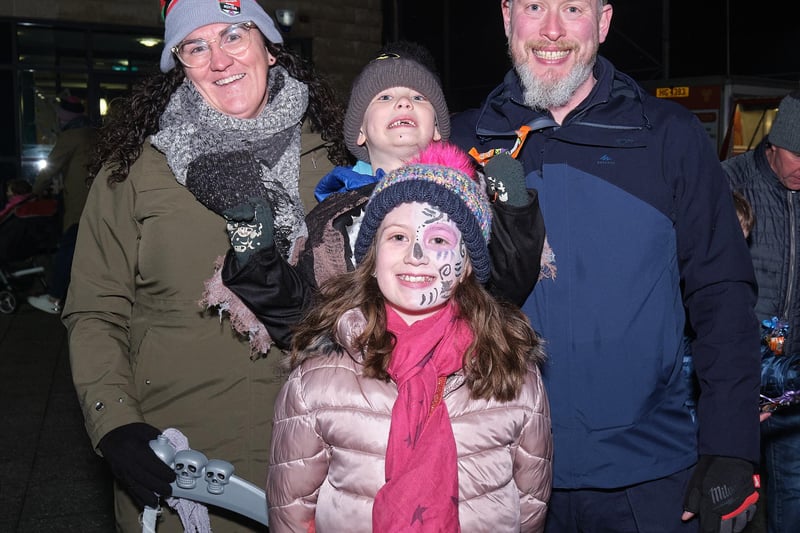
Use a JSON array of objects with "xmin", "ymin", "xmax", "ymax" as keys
[{"xmin": 451, "ymin": 56, "xmax": 761, "ymax": 489}]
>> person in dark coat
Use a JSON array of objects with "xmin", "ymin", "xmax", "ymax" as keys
[
  {"xmin": 724, "ymin": 90, "xmax": 800, "ymax": 533},
  {"xmin": 449, "ymin": 1, "xmax": 761, "ymax": 532}
]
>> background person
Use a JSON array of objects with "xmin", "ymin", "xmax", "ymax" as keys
[
  {"xmin": 0, "ymin": 179, "xmax": 34, "ymax": 224},
  {"xmin": 724, "ymin": 90, "xmax": 800, "ymax": 533},
  {"xmin": 450, "ymin": 1, "xmax": 761, "ymax": 532},
  {"xmin": 27, "ymin": 95, "xmax": 96, "ymax": 314},
  {"xmin": 61, "ymin": 0, "xmax": 347, "ymax": 530},
  {"xmin": 267, "ymin": 143, "xmax": 552, "ymax": 532}
]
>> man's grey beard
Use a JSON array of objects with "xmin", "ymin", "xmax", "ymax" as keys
[{"xmin": 515, "ymin": 60, "xmax": 594, "ymax": 111}]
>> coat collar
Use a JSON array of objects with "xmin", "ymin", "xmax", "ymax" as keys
[{"xmin": 473, "ymin": 56, "xmax": 651, "ymax": 141}]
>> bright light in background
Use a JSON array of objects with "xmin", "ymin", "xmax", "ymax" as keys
[
  {"xmin": 137, "ymin": 37, "xmax": 162, "ymax": 48},
  {"xmin": 37, "ymin": 159, "xmax": 47, "ymax": 171},
  {"xmin": 99, "ymin": 98, "xmax": 108, "ymax": 116}
]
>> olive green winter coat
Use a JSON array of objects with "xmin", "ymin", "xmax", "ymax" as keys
[{"xmin": 63, "ymin": 142, "xmax": 285, "ymax": 532}]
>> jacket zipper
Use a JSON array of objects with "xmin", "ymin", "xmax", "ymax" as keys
[{"xmin": 783, "ymin": 190, "xmax": 797, "ymax": 319}]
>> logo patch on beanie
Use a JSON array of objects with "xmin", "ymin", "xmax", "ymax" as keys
[
  {"xmin": 219, "ymin": 0, "xmax": 241, "ymax": 16},
  {"xmin": 160, "ymin": 0, "xmax": 177, "ymax": 20}
]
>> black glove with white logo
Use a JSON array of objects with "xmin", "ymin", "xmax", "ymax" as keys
[{"xmin": 683, "ymin": 455, "xmax": 759, "ymax": 533}]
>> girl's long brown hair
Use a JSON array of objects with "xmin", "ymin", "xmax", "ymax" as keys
[{"xmin": 292, "ymin": 241, "xmax": 544, "ymax": 402}]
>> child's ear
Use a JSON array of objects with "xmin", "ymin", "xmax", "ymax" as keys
[
  {"xmin": 357, "ymin": 128, "xmax": 367, "ymax": 146},
  {"xmin": 432, "ymin": 124, "xmax": 442, "ymax": 142}
]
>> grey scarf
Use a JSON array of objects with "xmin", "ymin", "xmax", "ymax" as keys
[{"xmin": 152, "ymin": 66, "xmax": 309, "ymax": 256}]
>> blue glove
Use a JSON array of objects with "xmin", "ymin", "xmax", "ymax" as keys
[
  {"xmin": 484, "ymin": 152, "xmax": 527, "ymax": 207},
  {"xmin": 683, "ymin": 455, "xmax": 759, "ymax": 533},
  {"xmin": 223, "ymin": 197, "xmax": 274, "ymax": 264}
]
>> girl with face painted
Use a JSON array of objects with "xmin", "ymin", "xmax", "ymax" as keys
[{"xmin": 267, "ymin": 142, "xmax": 553, "ymax": 533}]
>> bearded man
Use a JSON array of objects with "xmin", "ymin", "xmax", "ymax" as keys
[{"xmin": 450, "ymin": 2, "xmax": 762, "ymax": 532}]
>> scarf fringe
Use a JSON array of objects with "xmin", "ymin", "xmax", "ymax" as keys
[
  {"xmin": 200, "ymin": 256, "xmax": 273, "ymax": 358},
  {"xmin": 162, "ymin": 428, "xmax": 212, "ymax": 533}
]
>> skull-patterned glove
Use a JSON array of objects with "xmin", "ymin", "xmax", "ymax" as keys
[
  {"xmin": 97, "ymin": 422, "xmax": 175, "ymax": 509},
  {"xmin": 484, "ymin": 152, "xmax": 527, "ymax": 207},
  {"xmin": 683, "ymin": 455, "xmax": 759, "ymax": 533},
  {"xmin": 223, "ymin": 197, "xmax": 274, "ymax": 264},
  {"xmin": 185, "ymin": 150, "xmax": 266, "ymax": 216}
]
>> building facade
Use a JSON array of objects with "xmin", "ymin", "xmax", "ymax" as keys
[{"xmin": 0, "ymin": 0, "xmax": 382, "ymax": 184}]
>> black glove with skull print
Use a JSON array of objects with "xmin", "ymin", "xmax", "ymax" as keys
[
  {"xmin": 223, "ymin": 197, "xmax": 275, "ymax": 265},
  {"xmin": 484, "ymin": 151, "xmax": 528, "ymax": 207}
]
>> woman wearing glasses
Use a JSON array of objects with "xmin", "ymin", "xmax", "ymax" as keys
[{"xmin": 61, "ymin": 1, "xmax": 348, "ymax": 530}]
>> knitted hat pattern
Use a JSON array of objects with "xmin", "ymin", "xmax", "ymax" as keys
[
  {"xmin": 354, "ymin": 142, "xmax": 492, "ymax": 282},
  {"xmin": 343, "ymin": 46, "xmax": 450, "ymax": 164},
  {"xmin": 769, "ymin": 90, "xmax": 800, "ymax": 153},
  {"xmin": 160, "ymin": 0, "xmax": 283, "ymax": 72}
]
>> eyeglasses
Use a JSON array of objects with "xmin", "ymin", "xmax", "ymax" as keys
[{"xmin": 172, "ymin": 21, "xmax": 256, "ymax": 68}]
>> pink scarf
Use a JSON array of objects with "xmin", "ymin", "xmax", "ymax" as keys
[{"xmin": 373, "ymin": 303, "xmax": 472, "ymax": 532}]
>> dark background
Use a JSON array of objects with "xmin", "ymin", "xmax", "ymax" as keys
[{"xmin": 387, "ymin": 0, "xmax": 800, "ymax": 112}]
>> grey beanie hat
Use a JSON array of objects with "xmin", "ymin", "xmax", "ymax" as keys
[
  {"xmin": 343, "ymin": 53, "xmax": 450, "ymax": 164},
  {"xmin": 160, "ymin": 0, "xmax": 283, "ymax": 72},
  {"xmin": 769, "ymin": 90, "xmax": 800, "ymax": 153}
]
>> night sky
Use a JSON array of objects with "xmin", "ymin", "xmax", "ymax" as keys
[
  {"xmin": 603, "ymin": 0, "xmax": 800, "ymax": 81},
  {"xmin": 393, "ymin": 0, "xmax": 800, "ymax": 112}
]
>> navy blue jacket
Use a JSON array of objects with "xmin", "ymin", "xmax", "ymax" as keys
[{"xmin": 451, "ymin": 56, "xmax": 760, "ymax": 489}]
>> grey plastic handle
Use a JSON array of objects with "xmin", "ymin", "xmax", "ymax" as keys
[{"xmin": 149, "ymin": 435, "xmax": 269, "ymax": 526}]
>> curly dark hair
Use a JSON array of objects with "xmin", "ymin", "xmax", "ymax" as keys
[{"xmin": 89, "ymin": 38, "xmax": 351, "ymax": 185}]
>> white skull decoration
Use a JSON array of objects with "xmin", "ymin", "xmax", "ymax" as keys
[
  {"xmin": 485, "ymin": 173, "xmax": 509, "ymax": 203},
  {"xmin": 174, "ymin": 449, "xmax": 208, "ymax": 490},
  {"xmin": 205, "ymin": 459, "xmax": 235, "ymax": 495},
  {"xmin": 227, "ymin": 220, "xmax": 263, "ymax": 254}
]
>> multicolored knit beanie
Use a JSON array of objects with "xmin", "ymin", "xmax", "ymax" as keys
[
  {"xmin": 354, "ymin": 142, "xmax": 492, "ymax": 282},
  {"xmin": 159, "ymin": 0, "xmax": 283, "ymax": 72}
]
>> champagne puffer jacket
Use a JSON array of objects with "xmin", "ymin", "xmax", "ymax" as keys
[{"xmin": 267, "ymin": 347, "xmax": 552, "ymax": 532}]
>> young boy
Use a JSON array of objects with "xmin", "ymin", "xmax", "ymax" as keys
[
  {"xmin": 297, "ymin": 40, "xmax": 451, "ymax": 287},
  {"xmin": 216, "ymin": 41, "xmax": 545, "ymax": 351}
]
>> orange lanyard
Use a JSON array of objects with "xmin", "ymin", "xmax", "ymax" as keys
[{"xmin": 468, "ymin": 125, "xmax": 532, "ymax": 166}]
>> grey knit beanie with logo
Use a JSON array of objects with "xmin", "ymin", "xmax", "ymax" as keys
[
  {"xmin": 769, "ymin": 90, "xmax": 800, "ymax": 153},
  {"xmin": 343, "ymin": 42, "xmax": 450, "ymax": 164},
  {"xmin": 160, "ymin": 0, "xmax": 283, "ymax": 72}
]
